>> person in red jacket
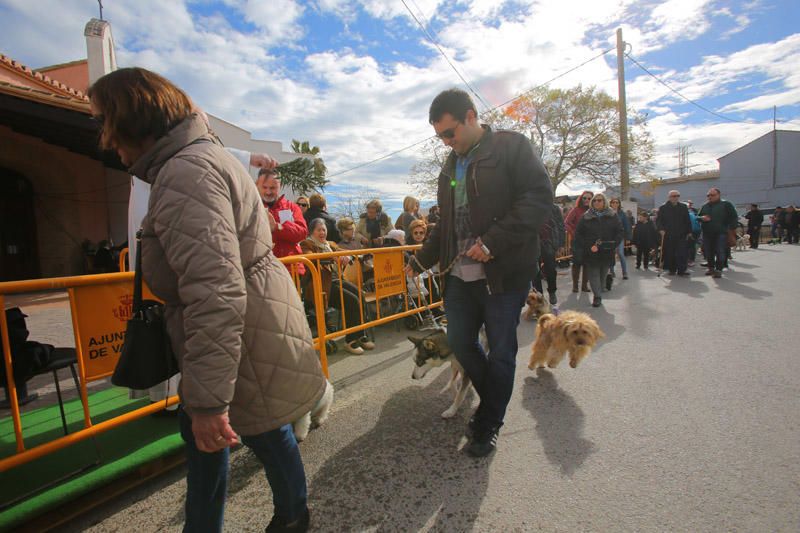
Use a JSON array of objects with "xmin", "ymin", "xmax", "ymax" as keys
[
  {"xmin": 256, "ymin": 168, "xmax": 307, "ymax": 275},
  {"xmin": 564, "ymin": 191, "xmax": 594, "ymax": 293}
]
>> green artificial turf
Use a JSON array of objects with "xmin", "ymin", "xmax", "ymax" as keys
[{"xmin": 0, "ymin": 387, "xmax": 183, "ymax": 531}]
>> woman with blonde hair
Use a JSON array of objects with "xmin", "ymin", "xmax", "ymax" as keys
[
  {"xmin": 574, "ymin": 193, "xmax": 623, "ymax": 307},
  {"xmin": 88, "ymin": 67, "xmax": 324, "ymax": 531},
  {"xmin": 395, "ymin": 195, "xmax": 421, "ymax": 234}
]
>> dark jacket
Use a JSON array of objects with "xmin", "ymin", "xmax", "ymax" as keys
[
  {"xmin": 698, "ymin": 199, "xmax": 738, "ymax": 234},
  {"xmin": 615, "ymin": 209, "xmax": 632, "ymax": 241},
  {"xmin": 745, "ymin": 209, "xmax": 764, "ymax": 232},
  {"xmin": 304, "ymin": 206, "xmax": 340, "ymax": 243},
  {"xmin": 632, "ymin": 219, "xmax": 658, "ymax": 249},
  {"xmin": 539, "ymin": 203, "xmax": 566, "ymax": 249},
  {"xmin": 783, "ymin": 209, "xmax": 799, "ymax": 230},
  {"xmin": 657, "ymin": 201, "xmax": 692, "ymax": 239},
  {"xmin": 414, "ymin": 125, "xmax": 553, "ymax": 293},
  {"xmin": 575, "ymin": 209, "xmax": 623, "ymax": 266}
]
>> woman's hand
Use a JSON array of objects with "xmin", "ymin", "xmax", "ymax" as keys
[
  {"xmin": 591, "ymin": 243, "xmax": 599, "ymax": 253},
  {"xmin": 192, "ymin": 412, "xmax": 239, "ymax": 453}
]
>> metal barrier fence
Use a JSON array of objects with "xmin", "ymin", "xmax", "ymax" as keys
[{"xmin": 0, "ymin": 245, "xmax": 441, "ymax": 472}]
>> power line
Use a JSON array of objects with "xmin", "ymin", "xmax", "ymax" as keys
[
  {"xmin": 400, "ymin": 0, "xmax": 492, "ymax": 112},
  {"xmin": 625, "ymin": 52, "xmax": 750, "ymax": 124},
  {"xmin": 327, "ymin": 47, "xmax": 614, "ymax": 178},
  {"xmin": 489, "ymin": 47, "xmax": 615, "ymax": 112},
  {"xmin": 327, "ymin": 135, "xmax": 433, "ymax": 178}
]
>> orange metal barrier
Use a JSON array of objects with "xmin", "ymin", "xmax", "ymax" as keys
[
  {"xmin": 0, "ymin": 245, "xmax": 444, "ymax": 473},
  {"xmin": 118, "ymin": 248, "xmax": 128, "ymax": 272}
]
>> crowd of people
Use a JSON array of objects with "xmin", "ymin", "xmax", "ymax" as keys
[{"xmin": 86, "ymin": 65, "xmax": 798, "ymax": 532}]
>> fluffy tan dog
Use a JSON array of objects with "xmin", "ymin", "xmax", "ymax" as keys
[
  {"xmin": 528, "ymin": 311, "xmax": 604, "ymax": 370},
  {"xmin": 523, "ymin": 290, "xmax": 552, "ymax": 321}
]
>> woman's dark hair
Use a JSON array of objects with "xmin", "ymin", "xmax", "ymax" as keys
[
  {"xmin": 88, "ymin": 67, "xmax": 193, "ymax": 151},
  {"xmin": 429, "ymin": 88, "xmax": 477, "ymax": 124},
  {"xmin": 309, "ymin": 218, "xmax": 327, "ymax": 232}
]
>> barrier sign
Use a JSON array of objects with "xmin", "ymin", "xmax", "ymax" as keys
[
  {"xmin": 71, "ymin": 281, "xmax": 157, "ymax": 381},
  {"xmin": 373, "ymin": 250, "xmax": 406, "ymax": 299}
]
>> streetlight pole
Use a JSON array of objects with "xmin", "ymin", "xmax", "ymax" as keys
[{"xmin": 616, "ymin": 28, "xmax": 630, "ymax": 201}]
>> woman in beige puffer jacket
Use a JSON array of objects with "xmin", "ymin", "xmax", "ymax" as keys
[{"xmin": 89, "ymin": 67, "xmax": 323, "ymax": 532}]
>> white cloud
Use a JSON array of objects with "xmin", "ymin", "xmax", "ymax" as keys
[{"xmin": 0, "ymin": 0, "xmax": 797, "ymax": 216}]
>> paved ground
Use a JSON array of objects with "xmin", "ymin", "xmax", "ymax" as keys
[{"xmin": 7, "ymin": 244, "xmax": 800, "ymax": 532}]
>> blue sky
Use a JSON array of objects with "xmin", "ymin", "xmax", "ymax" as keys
[{"xmin": 1, "ymin": 0, "xmax": 798, "ymax": 220}]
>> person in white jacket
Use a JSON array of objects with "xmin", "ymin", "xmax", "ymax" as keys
[{"xmin": 127, "ymin": 147, "xmax": 278, "ymax": 409}]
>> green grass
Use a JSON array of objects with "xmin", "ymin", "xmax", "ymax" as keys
[{"xmin": 0, "ymin": 387, "xmax": 183, "ymax": 531}]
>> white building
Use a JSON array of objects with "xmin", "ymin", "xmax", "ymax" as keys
[{"xmin": 650, "ymin": 130, "xmax": 800, "ymax": 212}]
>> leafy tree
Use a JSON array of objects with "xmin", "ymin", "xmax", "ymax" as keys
[
  {"xmin": 275, "ymin": 140, "xmax": 329, "ymax": 195},
  {"xmin": 410, "ymin": 85, "xmax": 654, "ymax": 194}
]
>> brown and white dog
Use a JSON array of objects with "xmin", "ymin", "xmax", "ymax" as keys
[
  {"xmin": 523, "ymin": 289, "xmax": 553, "ymax": 321},
  {"xmin": 528, "ymin": 311, "xmax": 604, "ymax": 370},
  {"xmin": 409, "ymin": 328, "xmax": 475, "ymax": 419}
]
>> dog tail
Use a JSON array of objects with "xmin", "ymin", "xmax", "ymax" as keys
[{"xmin": 537, "ymin": 313, "xmax": 556, "ymax": 327}]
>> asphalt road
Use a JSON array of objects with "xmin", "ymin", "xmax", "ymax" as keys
[{"xmin": 60, "ymin": 244, "xmax": 800, "ymax": 532}]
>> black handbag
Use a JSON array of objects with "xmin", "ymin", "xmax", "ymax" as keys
[{"xmin": 111, "ymin": 232, "xmax": 178, "ymax": 390}]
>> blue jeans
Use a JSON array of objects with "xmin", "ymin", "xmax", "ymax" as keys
[
  {"xmin": 179, "ymin": 408, "xmax": 308, "ymax": 532},
  {"xmin": 702, "ymin": 232, "xmax": 727, "ymax": 272},
  {"xmin": 443, "ymin": 276, "xmax": 528, "ymax": 431}
]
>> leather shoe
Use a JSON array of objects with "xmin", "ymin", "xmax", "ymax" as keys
[
  {"xmin": 592, "ymin": 296, "xmax": 602, "ymax": 307},
  {"xmin": 344, "ymin": 341, "xmax": 364, "ymax": 355},
  {"xmin": 266, "ymin": 507, "xmax": 310, "ymax": 532}
]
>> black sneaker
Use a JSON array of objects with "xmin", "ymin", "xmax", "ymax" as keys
[
  {"xmin": 605, "ymin": 274, "xmax": 613, "ymax": 290},
  {"xmin": 266, "ymin": 507, "xmax": 310, "ymax": 532},
  {"xmin": 592, "ymin": 296, "xmax": 602, "ymax": 307},
  {"xmin": 548, "ymin": 291, "xmax": 557, "ymax": 305},
  {"xmin": 466, "ymin": 427, "xmax": 499, "ymax": 458}
]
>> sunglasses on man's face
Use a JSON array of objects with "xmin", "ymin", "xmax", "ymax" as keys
[{"xmin": 436, "ymin": 122, "xmax": 461, "ymax": 140}]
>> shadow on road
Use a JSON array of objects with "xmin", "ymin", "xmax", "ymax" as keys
[
  {"xmin": 521, "ymin": 369, "xmax": 594, "ymax": 477},
  {"xmin": 306, "ymin": 378, "xmax": 491, "ymax": 532}
]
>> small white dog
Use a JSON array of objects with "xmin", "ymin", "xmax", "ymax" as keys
[
  {"xmin": 735, "ymin": 234, "xmax": 750, "ymax": 251},
  {"xmin": 292, "ymin": 379, "xmax": 334, "ymax": 442}
]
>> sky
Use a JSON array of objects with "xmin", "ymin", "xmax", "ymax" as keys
[{"xmin": 1, "ymin": 0, "xmax": 799, "ymax": 220}]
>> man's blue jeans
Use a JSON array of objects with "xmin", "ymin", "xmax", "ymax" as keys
[
  {"xmin": 443, "ymin": 276, "xmax": 528, "ymax": 431},
  {"xmin": 702, "ymin": 232, "xmax": 727, "ymax": 271},
  {"xmin": 179, "ymin": 407, "xmax": 308, "ymax": 532}
]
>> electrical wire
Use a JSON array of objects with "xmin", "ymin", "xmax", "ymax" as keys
[
  {"xmin": 327, "ymin": 47, "xmax": 614, "ymax": 178},
  {"xmin": 624, "ymin": 52, "xmax": 750, "ymax": 124},
  {"xmin": 400, "ymin": 0, "xmax": 492, "ymax": 112}
]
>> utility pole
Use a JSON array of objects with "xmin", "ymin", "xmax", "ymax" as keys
[{"xmin": 616, "ymin": 28, "xmax": 630, "ymax": 201}]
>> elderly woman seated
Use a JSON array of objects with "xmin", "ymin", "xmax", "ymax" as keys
[{"xmin": 301, "ymin": 218, "xmax": 375, "ymax": 355}]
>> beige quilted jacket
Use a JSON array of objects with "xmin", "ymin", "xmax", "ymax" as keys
[{"xmin": 131, "ymin": 114, "xmax": 325, "ymax": 436}]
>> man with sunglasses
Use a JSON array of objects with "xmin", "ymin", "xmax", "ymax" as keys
[
  {"xmin": 657, "ymin": 189, "xmax": 692, "ymax": 276},
  {"xmin": 406, "ymin": 88, "xmax": 553, "ymax": 457}
]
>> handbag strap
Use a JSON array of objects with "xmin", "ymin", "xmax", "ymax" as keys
[{"xmin": 133, "ymin": 229, "xmax": 144, "ymax": 313}]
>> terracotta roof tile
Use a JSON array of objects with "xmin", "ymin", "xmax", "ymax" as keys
[
  {"xmin": 0, "ymin": 80, "xmax": 90, "ymax": 113},
  {"xmin": 0, "ymin": 53, "xmax": 88, "ymax": 101}
]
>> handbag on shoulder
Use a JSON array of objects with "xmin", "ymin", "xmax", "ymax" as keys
[{"xmin": 111, "ymin": 231, "xmax": 178, "ymax": 390}]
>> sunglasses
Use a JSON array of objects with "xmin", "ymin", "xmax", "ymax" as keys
[
  {"xmin": 592, "ymin": 198, "xmax": 604, "ymax": 203},
  {"xmin": 436, "ymin": 122, "xmax": 461, "ymax": 140},
  {"xmin": 669, "ymin": 194, "xmax": 680, "ymax": 198},
  {"xmin": 297, "ymin": 203, "xmax": 308, "ymax": 207},
  {"xmin": 581, "ymin": 196, "xmax": 592, "ymax": 200}
]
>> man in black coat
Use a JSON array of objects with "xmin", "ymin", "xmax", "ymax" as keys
[
  {"xmin": 407, "ymin": 88, "xmax": 553, "ymax": 457},
  {"xmin": 744, "ymin": 204, "xmax": 764, "ymax": 249},
  {"xmin": 303, "ymin": 193, "xmax": 340, "ymax": 243},
  {"xmin": 657, "ymin": 190, "xmax": 692, "ymax": 276}
]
